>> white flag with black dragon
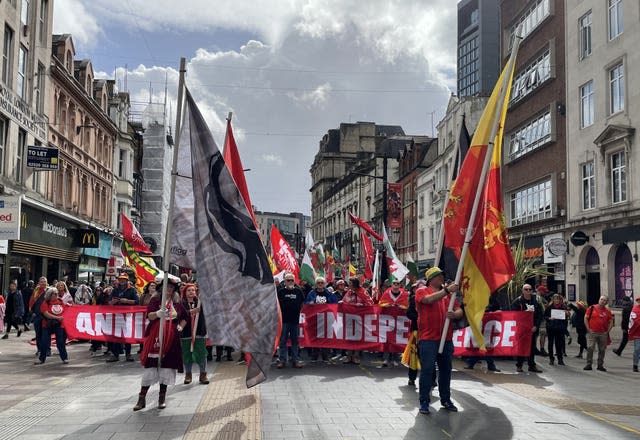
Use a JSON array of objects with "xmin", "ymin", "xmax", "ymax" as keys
[{"xmin": 183, "ymin": 88, "xmax": 278, "ymax": 387}]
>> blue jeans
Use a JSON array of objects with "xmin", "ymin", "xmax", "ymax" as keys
[
  {"xmin": 418, "ymin": 340, "xmax": 453, "ymax": 405},
  {"xmin": 278, "ymin": 322, "xmax": 299, "ymax": 362},
  {"xmin": 633, "ymin": 339, "xmax": 640, "ymax": 367},
  {"xmin": 40, "ymin": 325, "xmax": 68, "ymax": 363}
]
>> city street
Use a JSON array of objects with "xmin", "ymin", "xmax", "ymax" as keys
[{"xmin": 0, "ymin": 325, "xmax": 638, "ymax": 440}]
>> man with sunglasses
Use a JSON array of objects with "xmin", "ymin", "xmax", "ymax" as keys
[
  {"xmin": 511, "ymin": 284, "xmax": 543, "ymax": 373},
  {"xmin": 276, "ymin": 273, "xmax": 305, "ymax": 369}
]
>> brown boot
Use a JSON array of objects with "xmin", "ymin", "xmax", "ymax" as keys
[
  {"xmin": 184, "ymin": 373, "xmax": 192, "ymax": 384},
  {"xmin": 133, "ymin": 394, "xmax": 146, "ymax": 411},
  {"xmin": 199, "ymin": 372, "xmax": 209, "ymax": 384}
]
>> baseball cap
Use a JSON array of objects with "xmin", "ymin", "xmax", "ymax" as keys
[{"xmin": 425, "ymin": 267, "xmax": 444, "ymax": 282}]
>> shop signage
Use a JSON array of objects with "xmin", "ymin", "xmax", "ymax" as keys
[
  {"xmin": 570, "ymin": 231, "xmax": 589, "ymax": 246},
  {"xmin": 0, "ymin": 83, "xmax": 47, "ymax": 140},
  {"xmin": 386, "ymin": 183, "xmax": 403, "ymax": 229},
  {"xmin": 0, "ymin": 196, "xmax": 21, "ymax": 240},
  {"xmin": 0, "ymin": 239, "xmax": 8, "ymax": 254},
  {"xmin": 79, "ymin": 257, "xmax": 105, "ymax": 273},
  {"xmin": 83, "ymin": 232, "xmax": 113, "ymax": 259},
  {"xmin": 27, "ymin": 146, "xmax": 59, "ymax": 170},
  {"xmin": 20, "ymin": 205, "xmax": 76, "ymax": 248},
  {"xmin": 72, "ymin": 228, "xmax": 100, "ymax": 248},
  {"xmin": 544, "ymin": 233, "xmax": 566, "ymax": 264}
]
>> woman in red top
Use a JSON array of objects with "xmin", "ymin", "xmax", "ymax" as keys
[
  {"xmin": 36, "ymin": 286, "xmax": 68, "ymax": 365},
  {"xmin": 340, "ymin": 278, "xmax": 373, "ymax": 365},
  {"xmin": 134, "ymin": 279, "xmax": 188, "ymax": 411},
  {"xmin": 378, "ymin": 280, "xmax": 409, "ymax": 367}
]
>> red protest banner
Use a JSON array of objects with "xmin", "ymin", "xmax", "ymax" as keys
[
  {"xmin": 299, "ymin": 305, "xmax": 533, "ymax": 357},
  {"xmin": 62, "ymin": 305, "xmax": 148, "ymax": 344}
]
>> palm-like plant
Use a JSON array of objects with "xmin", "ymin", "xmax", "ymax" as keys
[{"xmin": 505, "ymin": 236, "xmax": 552, "ymax": 303}]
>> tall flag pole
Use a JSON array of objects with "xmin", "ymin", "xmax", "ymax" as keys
[
  {"xmin": 438, "ymin": 36, "xmax": 521, "ymax": 353},
  {"xmin": 158, "ymin": 57, "xmax": 187, "ymax": 369}
]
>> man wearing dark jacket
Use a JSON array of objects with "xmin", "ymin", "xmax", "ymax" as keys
[
  {"xmin": 2, "ymin": 281, "xmax": 24, "ymax": 338},
  {"xmin": 277, "ymin": 273, "xmax": 305, "ymax": 369},
  {"xmin": 511, "ymin": 284, "xmax": 543, "ymax": 373}
]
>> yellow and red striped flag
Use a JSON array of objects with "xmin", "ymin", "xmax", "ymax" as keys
[{"xmin": 443, "ymin": 53, "xmax": 517, "ymax": 350}]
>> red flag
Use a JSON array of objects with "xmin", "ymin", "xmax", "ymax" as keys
[
  {"xmin": 348, "ymin": 212, "xmax": 383, "ymax": 242},
  {"xmin": 223, "ymin": 118, "xmax": 257, "ymax": 225},
  {"xmin": 270, "ymin": 225, "xmax": 300, "ymax": 281},
  {"xmin": 121, "ymin": 213, "xmax": 152, "ymax": 254},
  {"xmin": 361, "ymin": 231, "xmax": 374, "ymax": 280}
]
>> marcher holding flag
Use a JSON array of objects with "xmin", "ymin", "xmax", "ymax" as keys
[{"xmin": 180, "ymin": 283, "xmax": 209, "ymax": 385}]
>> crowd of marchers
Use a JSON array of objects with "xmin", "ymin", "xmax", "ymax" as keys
[
  {"xmin": 2, "ymin": 269, "xmax": 639, "ymax": 415},
  {"xmin": 275, "ymin": 268, "xmax": 640, "ymax": 415}
]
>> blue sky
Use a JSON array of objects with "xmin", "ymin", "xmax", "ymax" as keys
[{"xmin": 53, "ymin": 0, "xmax": 458, "ymax": 214}]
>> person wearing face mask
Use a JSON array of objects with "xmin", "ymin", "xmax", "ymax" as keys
[
  {"xmin": 105, "ymin": 274, "xmax": 139, "ymax": 363},
  {"xmin": 276, "ymin": 273, "xmax": 305, "ymax": 369}
]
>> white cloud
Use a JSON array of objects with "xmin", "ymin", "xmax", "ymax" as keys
[
  {"xmin": 51, "ymin": 1, "xmax": 457, "ymax": 213},
  {"xmin": 53, "ymin": 0, "xmax": 102, "ymax": 48}
]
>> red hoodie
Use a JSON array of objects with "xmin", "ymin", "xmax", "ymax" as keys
[{"xmin": 629, "ymin": 303, "xmax": 640, "ymax": 340}]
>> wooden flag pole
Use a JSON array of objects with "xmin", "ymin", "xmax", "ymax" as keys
[
  {"xmin": 437, "ymin": 37, "xmax": 521, "ymax": 354},
  {"xmin": 158, "ymin": 57, "xmax": 186, "ymax": 369}
]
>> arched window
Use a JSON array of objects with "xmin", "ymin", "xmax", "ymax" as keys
[
  {"xmin": 614, "ymin": 244, "xmax": 633, "ymax": 306},
  {"xmin": 65, "ymin": 50, "xmax": 73, "ymax": 72}
]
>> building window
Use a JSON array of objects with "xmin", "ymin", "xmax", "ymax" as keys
[
  {"xmin": 34, "ymin": 62, "xmax": 45, "ymax": 114},
  {"xmin": 510, "ymin": 50, "xmax": 551, "ymax": 104},
  {"xmin": 428, "ymin": 227, "xmax": 435, "ymax": 253},
  {"xmin": 580, "ymin": 81, "xmax": 594, "ymax": 128},
  {"xmin": 418, "ymin": 194, "xmax": 424, "ymax": 218},
  {"xmin": 582, "ymin": 161, "xmax": 595, "ymax": 210},
  {"xmin": 510, "ymin": 179, "xmax": 553, "ymax": 226},
  {"xmin": 508, "ymin": 111, "xmax": 551, "ymax": 160},
  {"xmin": 118, "ymin": 149, "xmax": 127, "ymax": 178},
  {"xmin": 611, "ymin": 150, "xmax": 626, "ymax": 204},
  {"xmin": 419, "ymin": 229, "xmax": 425, "ymax": 254},
  {"xmin": 17, "ymin": 128, "xmax": 26, "ymax": 183},
  {"xmin": 608, "ymin": 0, "xmax": 623, "ymax": 40},
  {"xmin": 21, "ymin": 0, "xmax": 29, "ymax": 25},
  {"xmin": 2, "ymin": 26, "xmax": 13, "ymax": 86},
  {"xmin": 38, "ymin": 0, "xmax": 48, "ymax": 44},
  {"xmin": 0, "ymin": 117, "xmax": 6, "ymax": 174},
  {"xmin": 31, "ymin": 140, "xmax": 42, "ymax": 191},
  {"xmin": 609, "ymin": 63, "xmax": 624, "ymax": 114},
  {"xmin": 17, "ymin": 46, "xmax": 27, "ymax": 99},
  {"xmin": 508, "ymin": 0, "xmax": 550, "ymax": 48},
  {"xmin": 579, "ymin": 11, "xmax": 592, "ymax": 59}
]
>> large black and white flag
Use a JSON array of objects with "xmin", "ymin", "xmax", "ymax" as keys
[{"xmin": 183, "ymin": 88, "xmax": 278, "ymax": 387}]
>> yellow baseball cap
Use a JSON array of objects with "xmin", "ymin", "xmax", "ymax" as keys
[{"xmin": 425, "ymin": 267, "xmax": 443, "ymax": 282}]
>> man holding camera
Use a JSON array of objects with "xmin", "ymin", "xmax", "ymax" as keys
[{"xmin": 415, "ymin": 267, "xmax": 463, "ymax": 415}]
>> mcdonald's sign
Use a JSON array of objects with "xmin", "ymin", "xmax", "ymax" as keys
[{"xmin": 73, "ymin": 229, "xmax": 100, "ymax": 248}]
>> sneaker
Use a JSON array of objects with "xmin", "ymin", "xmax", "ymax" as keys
[
  {"xmin": 516, "ymin": 365, "xmax": 524, "ymax": 372},
  {"xmin": 549, "ymin": 358, "xmax": 554, "ymax": 366},
  {"xmin": 1, "ymin": 334, "xmax": 8, "ymax": 339},
  {"xmin": 393, "ymin": 361, "xmax": 400, "ymax": 367},
  {"xmin": 463, "ymin": 365, "xmax": 474, "ymax": 370},
  {"xmin": 528, "ymin": 366, "xmax": 543, "ymax": 373},
  {"xmin": 596, "ymin": 366, "xmax": 607, "ymax": 372},
  {"xmin": 293, "ymin": 361, "xmax": 303, "ymax": 369},
  {"xmin": 419, "ymin": 402, "xmax": 430, "ymax": 414},
  {"xmin": 583, "ymin": 365, "xmax": 592, "ymax": 370},
  {"xmin": 34, "ymin": 361, "xmax": 44, "ymax": 365},
  {"xmin": 539, "ymin": 349, "xmax": 548, "ymax": 356},
  {"xmin": 62, "ymin": 360, "xmax": 69, "ymax": 364},
  {"xmin": 488, "ymin": 366, "xmax": 501, "ymax": 372},
  {"xmin": 276, "ymin": 361, "xmax": 285, "ymax": 369},
  {"xmin": 408, "ymin": 379, "xmax": 416, "ymax": 387},
  {"xmin": 105, "ymin": 356, "xmax": 120, "ymax": 363},
  {"xmin": 381, "ymin": 361, "xmax": 388, "ymax": 368},
  {"xmin": 125, "ymin": 354, "xmax": 135, "ymax": 362},
  {"xmin": 557, "ymin": 359, "xmax": 565, "ymax": 366},
  {"xmin": 441, "ymin": 401, "xmax": 458, "ymax": 412},
  {"xmin": 17, "ymin": 329, "xmax": 22, "ymax": 337}
]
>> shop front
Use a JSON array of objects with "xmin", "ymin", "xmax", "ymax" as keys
[{"xmin": 9, "ymin": 203, "xmax": 80, "ymax": 288}]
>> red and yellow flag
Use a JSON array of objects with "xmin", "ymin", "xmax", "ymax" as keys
[{"xmin": 444, "ymin": 51, "xmax": 518, "ymax": 350}]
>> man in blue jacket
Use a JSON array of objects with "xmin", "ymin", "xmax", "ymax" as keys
[{"xmin": 105, "ymin": 274, "xmax": 139, "ymax": 362}]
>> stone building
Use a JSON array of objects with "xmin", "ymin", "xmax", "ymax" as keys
[{"xmin": 564, "ymin": 0, "xmax": 639, "ymax": 306}]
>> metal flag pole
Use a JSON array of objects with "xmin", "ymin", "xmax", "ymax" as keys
[
  {"xmin": 437, "ymin": 36, "xmax": 521, "ymax": 354},
  {"xmin": 158, "ymin": 57, "xmax": 186, "ymax": 369}
]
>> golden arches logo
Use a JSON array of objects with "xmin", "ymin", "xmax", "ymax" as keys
[{"xmin": 81, "ymin": 232, "xmax": 97, "ymax": 246}]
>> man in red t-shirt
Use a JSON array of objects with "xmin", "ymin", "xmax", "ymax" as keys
[
  {"xmin": 583, "ymin": 295, "xmax": 614, "ymax": 371},
  {"xmin": 415, "ymin": 267, "xmax": 463, "ymax": 414}
]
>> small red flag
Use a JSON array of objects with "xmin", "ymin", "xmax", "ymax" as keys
[{"xmin": 121, "ymin": 213, "xmax": 152, "ymax": 254}]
